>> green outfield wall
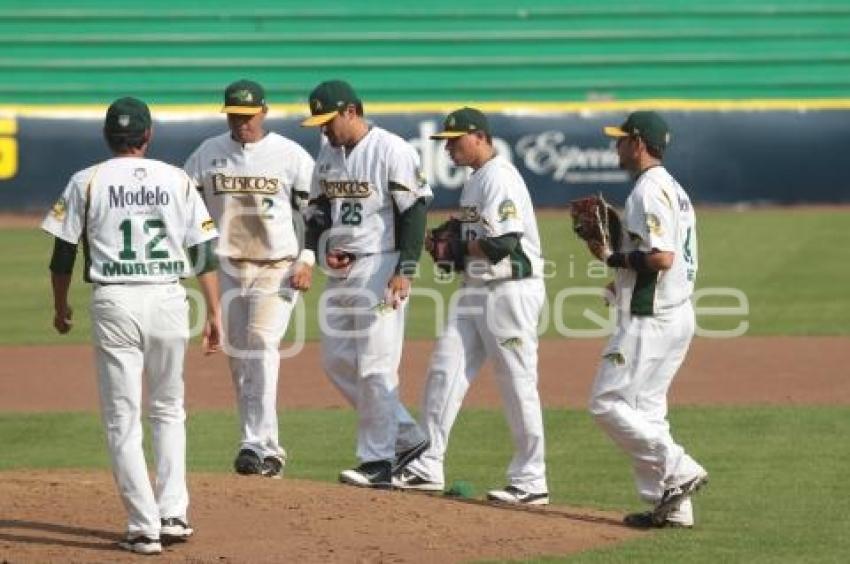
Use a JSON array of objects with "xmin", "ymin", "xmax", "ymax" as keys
[{"xmin": 1, "ymin": 0, "xmax": 850, "ymax": 105}]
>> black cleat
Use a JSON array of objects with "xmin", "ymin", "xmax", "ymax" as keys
[
  {"xmin": 486, "ymin": 485, "xmax": 549, "ymax": 506},
  {"xmin": 652, "ymin": 472, "xmax": 709, "ymax": 525},
  {"xmin": 160, "ymin": 517, "xmax": 193, "ymax": 543},
  {"xmin": 624, "ymin": 510, "xmax": 693, "ymax": 529},
  {"xmin": 261, "ymin": 456, "xmax": 284, "ymax": 479},
  {"xmin": 234, "ymin": 448, "xmax": 263, "ymax": 475},
  {"xmin": 339, "ymin": 460, "xmax": 392, "ymax": 489},
  {"xmin": 392, "ymin": 469, "xmax": 444, "ymax": 492}
]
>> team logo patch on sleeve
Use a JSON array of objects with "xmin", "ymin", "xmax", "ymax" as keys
[
  {"xmin": 51, "ymin": 197, "xmax": 67, "ymax": 220},
  {"xmin": 201, "ymin": 219, "xmax": 215, "ymax": 232},
  {"xmin": 498, "ymin": 199, "xmax": 518, "ymax": 222},
  {"xmin": 646, "ymin": 213, "xmax": 664, "ymax": 236},
  {"xmin": 459, "ymin": 205, "xmax": 480, "ymax": 223},
  {"xmin": 415, "ymin": 167, "xmax": 428, "ymax": 187}
]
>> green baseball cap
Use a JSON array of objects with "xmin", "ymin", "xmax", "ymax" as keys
[
  {"xmin": 603, "ymin": 111, "xmax": 670, "ymax": 149},
  {"xmin": 430, "ymin": 107, "xmax": 490, "ymax": 139},
  {"xmin": 301, "ymin": 80, "xmax": 360, "ymax": 127},
  {"xmin": 104, "ymin": 97, "xmax": 151, "ymax": 134},
  {"xmin": 222, "ymin": 79, "xmax": 266, "ymax": 115}
]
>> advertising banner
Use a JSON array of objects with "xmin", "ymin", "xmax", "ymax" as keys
[{"xmin": 1, "ymin": 109, "xmax": 848, "ymax": 211}]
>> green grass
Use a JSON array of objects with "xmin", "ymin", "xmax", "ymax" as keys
[
  {"xmin": 1, "ymin": 406, "xmax": 849, "ymax": 563},
  {"xmin": 2, "ymin": 208, "xmax": 849, "ymax": 344}
]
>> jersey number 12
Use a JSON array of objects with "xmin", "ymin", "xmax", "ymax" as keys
[{"xmin": 118, "ymin": 218, "xmax": 170, "ymax": 260}]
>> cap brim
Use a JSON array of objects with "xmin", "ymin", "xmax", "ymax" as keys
[
  {"xmin": 603, "ymin": 126, "xmax": 629, "ymax": 138},
  {"xmin": 429, "ymin": 131, "xmax": 467, "ymax": 140},
  {"xmin": 222, "ymin": 106, "xmax": 264, "ymax": 115},
  {"xmin": 301, "ymin": 111, "xmax": 338, "ymax": 127}
]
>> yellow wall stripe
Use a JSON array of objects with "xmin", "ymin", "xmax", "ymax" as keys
[{"xmin": 3, "ymin": 98, "xmax": 850, "ymax": 118}]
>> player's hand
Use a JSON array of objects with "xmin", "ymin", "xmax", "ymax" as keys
[
  {"xmin": 202, "ymin": 310, "xmax": 221, "ymax": 355},
  {"xmin": 326, "ymin": 249, "xmax": 355, "ymax": 270},
  {"xmin": 53, "ymin": 305, "xmax": 73, "ymax": 334},
  {"xmin": 290, "ymin": 262, "xmax": 313, "ymax": 291},
  {"xmin": 385, "ymin": 275, "xmax": 411, "ymax": 309}
]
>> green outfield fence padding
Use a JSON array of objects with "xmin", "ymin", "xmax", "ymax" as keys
[{"xmin": 1, "ymin": 0, "xmax": 850, "ymax": 105}]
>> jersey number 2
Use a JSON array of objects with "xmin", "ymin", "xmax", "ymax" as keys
[{"xmin": 119, "ymin": 219, "xmax": 169, "ymax": 260}]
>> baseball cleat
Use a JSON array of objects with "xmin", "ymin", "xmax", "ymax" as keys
[
  {"xmin": 392, "ymin": 469, "xmax": 444, "ymax": 492},
  {"xmin": 624, "ymin": 511, "xmax": 693, "ymax": 529},
  {"xmin": 392, "ymin": 439, "xmax": 430, "ymax": 474},
  {"xmin": 234, "ymin": 448, "xmax": 263, "ymax": 475},
  {"xmin": 486, "ymin": 485, "xmax": 549, "ymax": 506},
  {"xmin": 160, "ymin": 517, "xmax": 193, "ymax": 543},
  {"xmin": 261, "ymin": 456, "xmax": 284, "ymax": 479},
  {"xmin": 652, "ymin": 471, "xmax": 708, "ymax": 525},
  {"xmin": 118, "ymin": 534, "xmax": 162, "ymax": 555},
  {"xmin": 339, "ymin": 460, "xmax": 392, "ymax": 489}
]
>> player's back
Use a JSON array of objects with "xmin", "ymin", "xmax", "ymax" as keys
[{"xmin": 82, "ymin": 157, "xmax": 207, "ymax": 284}]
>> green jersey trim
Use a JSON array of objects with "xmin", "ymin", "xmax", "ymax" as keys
[{"xmin": 630, "ymin": 271, "xmax": 659, "ymax": 316}]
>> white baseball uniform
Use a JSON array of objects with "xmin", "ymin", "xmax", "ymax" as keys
[
  {"xmin": 42, "ymin": 156, "xmax": 217, "ymax": 539},
  {"xmin": 311, "ymin": 126, "xmax": 432, "ymax": 463},
  {"xmin": 588, "ymin": 165, "xmax": 705, "ymax": 511},
  {"xmin": 184, "ymin": 131, "xmax": 313, "ymax": 463},
  {"xmin": 406, "ymin": 155, "xmax": 548, "ymax": 494}
]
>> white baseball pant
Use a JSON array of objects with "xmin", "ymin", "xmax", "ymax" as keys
[
  {"xmin": 91, "ymin": 282, "xmax": 189, "ymax": 538},
  {"xmin": 219, "ymin": 258, "xmax": 297, "ymax": 461},
  {"xmin": 589, "ymin": 301, "xmax": 705, "ymax": 503},
  {"xmin": 319, "ymin": 252, "xmax": 425, "ymax": 463},
  {"xmin": 407, "ymin": 277, "xmax": 548, "ymax": 494}
]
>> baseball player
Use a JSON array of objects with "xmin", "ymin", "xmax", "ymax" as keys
[
  {"xmin": 183, "ymin": 79, "xmax": 315, "ymax": 479},
  {"xmin": 291, "ymin": 79, "xmax": 432, "ymax": 488},
  {"xmin": 588, "ymin": 111, "xmax": 708, "ymax": 527},
  {"xmin": 42, "ymin": 97, "xmax": 221, "ymax": 554},
  {"xmin": 394, "ymin": 107, "xmax": 550, "ymax": 505}
]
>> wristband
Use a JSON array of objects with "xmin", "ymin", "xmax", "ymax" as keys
[
  {"xmin": 606, "ymin": 252, "xmax": 627, "ymax": 268},
  {"xmin": 627, "ymin": 250, "xmax": 653, "ymax": 273}
]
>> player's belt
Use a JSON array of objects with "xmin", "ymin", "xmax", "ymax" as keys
[
  {"xmin": 656, "ymin": 296, "xmax": 691, "ymax": 312},
  {"xmin": 227, "ymin": 256, "xmax": 296, "ymax": 265},
  {"xmin": 93, "ymin": 280, "xmax": 179, "ymax": 287}
]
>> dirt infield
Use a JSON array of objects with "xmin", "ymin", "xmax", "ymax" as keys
[
  {"xmin": 2, "ymin": 337, "xmax": 847, "ymax": 412},
  {"xmin": 0, "ymin": 471, "xmax": 638, "ymax": 564},
  {"xmin": 1, "ymin": 336, "xmax": 846, "ymax": 562}
]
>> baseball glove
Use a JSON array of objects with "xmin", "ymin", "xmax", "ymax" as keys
[
  {"xmin": 569, "ymin": 193, "xmax": 622, "ymax": 252},
  {"xmin": 427, "ymin": 218, "xmax": 465, "ymax": 273}
]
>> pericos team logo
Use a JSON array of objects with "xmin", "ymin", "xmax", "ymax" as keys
[
  {"xmin": 232, "ymin": 89, "xmax": 254, "ymax": 104},
  {"xmin": 211, "ymin": 174, "xmax": 280, "ymax": 195},
  {"xmin": 458, "ymin": 205, "xmax": 480, "ymax": 223},
  {"xmin": 51, "ymin": 197, "xmax": 67, "ymax": 220},
  {"xmin": 497, "ymin": 199, "xmax": 517, "ymax": 222},
  {"xmin": 320, "ymin": 179, "xmax": 371, "ymax": 199}
]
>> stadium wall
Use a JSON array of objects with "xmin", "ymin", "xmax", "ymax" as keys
[{"xmin": 1, "ymin": 102, "xmax": 848, "ymax": 211}]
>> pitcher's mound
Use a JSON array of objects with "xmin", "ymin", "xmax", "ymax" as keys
[{"xmin": 0, "ymin": 470, "xmax": 640, "ymax": 563}]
